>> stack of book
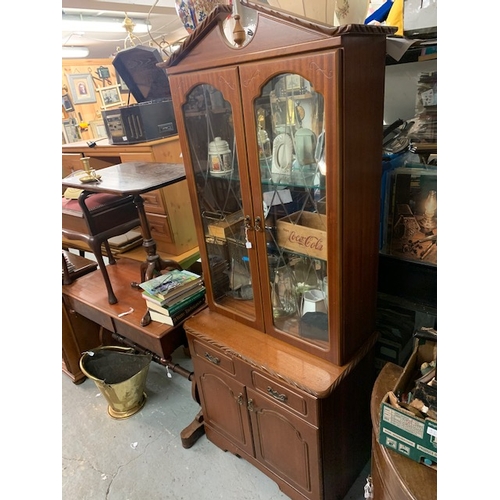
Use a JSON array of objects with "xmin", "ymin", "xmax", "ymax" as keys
[{"xmin": 139, "ymin": 269, "xmax": 205, "ymax": 326}]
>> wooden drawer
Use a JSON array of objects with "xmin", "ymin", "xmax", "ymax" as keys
[
  {"xmin": 251, "ymin": 370, "xmax": 318, "ymax": 424},
  {"xmin": 64, "ymin": 295, "xmax": 115, "ymax": 333},
  {"xmin": 141, "ymin": 189, "xmax": 166, "ymax": 215},
  {"xmin": 191, "ymin": 337, "xmax": 236, "ymax": 376},
  {"xmin": 146, "ymin": 212, "xmax": 173, "ymax": 244}
]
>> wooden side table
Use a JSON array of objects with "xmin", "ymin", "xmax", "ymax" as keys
[
  {"xmin": 62, "ymin": 162, "xmax": 188, "ymax": 323},
  {"xmin": 370, "ymin": 363, "xmax": 437, "ymax": 500}
]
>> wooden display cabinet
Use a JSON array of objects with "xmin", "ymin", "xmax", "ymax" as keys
[
  {"xmin": 62, "ymin": 136, "xmax": 198, "ymax": 256},
  {"xmin": 164, "ymin": 3, "xmax": 394, "ymax": 499}
]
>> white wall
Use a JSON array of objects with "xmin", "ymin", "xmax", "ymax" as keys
[{"xmin": 384, "ymin": 59, "xmax": 437, "ymax": 125}]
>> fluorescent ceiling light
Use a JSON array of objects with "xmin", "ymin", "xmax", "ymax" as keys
[
  {"xmin": 62, "ymin": 15, "xmax": 150, "ymax": 34},
  {"xmin": 62, "ymin": 46, "xmax": 90, "ymax": 58}
]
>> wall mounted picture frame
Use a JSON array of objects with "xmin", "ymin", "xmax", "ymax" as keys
[
  {"xmin": 67, "ymin": 73, "xmax": 97, "ymax": 105},
  {"xmin": 89, "ymin": 120, "xmax": 107, "ymax": 139},
  {"xmin": 96, "ymin": 85, "xmax": 125, "ymax": 110},
  {"xmin": 62, "ymin": 93, "xmax": 74, "ymax": 112},
  {"xmin": 62, "ymin": 118, "xmax": 81, "ymax": 143}
]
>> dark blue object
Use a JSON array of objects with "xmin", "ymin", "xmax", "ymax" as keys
[{"xmin": 365, "ymin": 0, "xmax": 394, "ymax": 24}]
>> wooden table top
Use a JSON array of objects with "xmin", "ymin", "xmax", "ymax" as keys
[{"xmin": 61, "ymin": 162, "xmax": 186, "ymax": 195}]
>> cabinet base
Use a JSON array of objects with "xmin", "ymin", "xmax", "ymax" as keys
[{"xmin": 181, "ymin": 409, "xmax": 206, "ymax": 449}]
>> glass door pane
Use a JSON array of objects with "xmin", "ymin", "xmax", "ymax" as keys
[
  {"xmin": 254, "ymin": 73, "xmax": 328, "ymax": 347},
  {"xmin": 181, "ymin": 83, "xmax": 256, "ymax": 319}
]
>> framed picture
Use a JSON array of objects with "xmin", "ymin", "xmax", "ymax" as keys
[
  {"xmin": 67, "ymin": 73, "xmax": 97, "ymax": 104},
  {"xmin": 62, "ymin": 93, "xmax": 74, "ymax": 112},
  {"xmin": 62, "ymin": 119, "xmax": 81, "ymax": 143},
  {"xmin": 380, "ymin": 165, "xmax": 437, "ymax": 266},
  {"xmin": 96, "ymin": 85, "xmax": 125, "ymax": 110},
  {"xmin": 89, "ymin": 120, "xmax": 107, "ymax": 139}
]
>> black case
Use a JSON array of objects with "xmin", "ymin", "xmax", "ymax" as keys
[{"xmin": 102, "ymin": 46, "xmax": 177, "ymax": 144}]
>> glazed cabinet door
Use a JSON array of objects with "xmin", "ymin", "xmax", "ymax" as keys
[
  {"xmin": 169, "ymin": 67, "xmax": 265, "ymax": 332},
  {"xmin": 247, "ymin": 387, "xmax": 321, "ymax": 499},
  {"xmin": 238, "ymin": 51, "xmax": 343, "ymax": 364}
]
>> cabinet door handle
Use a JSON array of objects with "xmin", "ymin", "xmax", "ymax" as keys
[
  {"xmin": 247, "ymin": 398, "xmax": 255, "ymax": 412},
  {"xmin": 254, "ymin": 216, "xmax": 262, "ymax": 231},
  {"xmin": 267, "ymin": 386, "xmax": 288, "ymax": 403},
  {"xmin": 236, "ymin": 393, "xmax": 243, "ymax": 406},
  {"xmin": 204, "ymin": 352, "xmax": 220, "ymax": 365}
]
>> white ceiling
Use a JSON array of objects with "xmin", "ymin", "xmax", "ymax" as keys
[{"xmin": 61, "ymin": 0, "xmax": 189, "ymax": 60}]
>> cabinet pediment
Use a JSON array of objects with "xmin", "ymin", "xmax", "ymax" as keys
[{"xmin": 161, "ymin": 3, "xmax": 394, "ymax": 74}]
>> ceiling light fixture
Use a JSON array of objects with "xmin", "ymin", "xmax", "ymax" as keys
[
  {"xmin": 62, "ymin": 14, "xmax": 151, "ymax": 34},
  {"xmin": 62, "ymin": 46, "xmax": 90, "ymax": 58}
]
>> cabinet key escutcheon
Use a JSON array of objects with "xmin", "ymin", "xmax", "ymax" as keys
[
  {"xmin": 204, "ymin": 352, "xmax": 220, "ymax": 365},
  {"xmin": 267, "ymin": 386, "xmax": 288, "ymax": 403},
  {"xmin": 254, "ymin": 216, "xmax": 262, "ymax": 231}
]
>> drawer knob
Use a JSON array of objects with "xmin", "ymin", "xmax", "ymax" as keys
[
  {"xmin": 267, "ymin": 386, "xmax": 288, "ymax": 403},
  {"xmin": 204, "ymin": 352, "xmax": 220, "ymax": 365}
]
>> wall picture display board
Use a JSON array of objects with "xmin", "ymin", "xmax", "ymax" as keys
[
  {"xmin": 67, "ymin": 73, "xmax": 97, "ymax": 105},
  {"xmin": 96, "ymin": 85, "xmax": 125, "ymax": 110}
]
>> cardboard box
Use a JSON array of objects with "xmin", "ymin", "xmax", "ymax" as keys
[
  {"xmin": 207, "ymin": 210, "xmax": 245, "ymax": 240},
  {"xmin": 378, "ymin": 338, "xmax": 437, "ymax": 468},
  {"xmin": 276, "ymin": 211, "xmax": 327, "ymax": 260}
]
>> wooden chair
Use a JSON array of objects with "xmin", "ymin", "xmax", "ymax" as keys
[{"xmin": 62, "ymin": 191, "xmax": 141, "ymax": 304}]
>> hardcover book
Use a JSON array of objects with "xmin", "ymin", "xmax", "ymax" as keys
[
  {"xmin": 145, "ymin": 286, "xmax": 206, "ymax": 317},
  {"xmin": 139, "ymin": 269, "xmax": 203, "ymax": 301},
  {"xmin": 148, "ymin": 296, "xmax": 206, "ymax": 326},
  {"xmin": 141, "ymin": 281, "xmax": 205, "ymax": 307}
]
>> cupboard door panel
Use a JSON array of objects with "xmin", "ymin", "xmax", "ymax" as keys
[
  {"xmin": 247, "ymin": 388, "xmax": 321, "ymax": 499},
  {"xmin": 195, "ymin": 361, "xmax": 254, "ymax": 456}
]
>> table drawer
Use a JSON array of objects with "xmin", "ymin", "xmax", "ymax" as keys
[
  {"xmin": 191, "ymin": 337, "xmax": 236, "ymax": 376},
  {"xmin": 146, "ymin": 213, "xmax": 173, "ymax": 244},
  {"xmin": 251, "ymin": 370, "xmax": 318, "ymax": 424},
  {"xmin": 142, "ymin": 189, "xmax": 166, "ymax": 215},
  {"xmin": 64, "ymin": 295, "xmax": 115, "ymax": 332}
]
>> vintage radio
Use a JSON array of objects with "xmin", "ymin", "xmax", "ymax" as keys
[{"xmin": 102, "ymin": 46, "xmax": 177, "ymax": 144}]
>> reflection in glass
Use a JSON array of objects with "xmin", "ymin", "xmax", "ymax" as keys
[
  {"xmin": 255, "ymin": 73, "xmax": 328, "ymax": 345},
  {"xmin": 182, "ymin": 83, "xmax": 255, "ymax": 317}
]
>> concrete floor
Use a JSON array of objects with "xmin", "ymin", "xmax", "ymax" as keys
[{"xmin": 62, "ymin": 345, "xmax": 370, "ymax": 500}]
